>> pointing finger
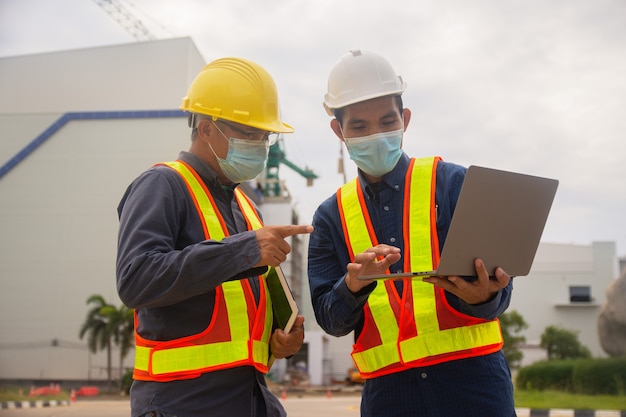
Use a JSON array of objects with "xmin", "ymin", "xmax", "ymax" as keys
[{"xmin": 277, "ymin": 224, "xmax": 314, "ymax": 238}]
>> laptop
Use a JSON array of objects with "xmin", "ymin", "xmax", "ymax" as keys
[{"xmin": 358, "ymin": 165, "xmax": 559, "ymax": 280}]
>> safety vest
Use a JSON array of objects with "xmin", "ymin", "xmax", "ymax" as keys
[
  {"xmin": 133, "ymin": 160, "xmax": 273, "ymax": 382},
  {"xmin": 338, "ymin": 156, "xmax": 503, "ymax": 379}
]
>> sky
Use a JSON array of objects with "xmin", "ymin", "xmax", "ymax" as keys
[{"xmin": 1, "ymin": 0, "xmax": 625, "ymax": 258}]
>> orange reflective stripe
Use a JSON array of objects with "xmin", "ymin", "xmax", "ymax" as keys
[
  {"xmin": 134, "ymin": 161, "xmax": 271, "ymax": 381},
  {"xmin": 338, "ymin": 179, "xmax": 378, "ymax": 257},
  {"xmin": 234, "ymin": 189, "xmax": 263, "ymax": 230},
  {"xmin": 233, "ymin": 187, "xmax": 273, "ymax": 369},
  {"xmin": 162, "ymin": 160, "xmax": 227, "ymax": 239}
]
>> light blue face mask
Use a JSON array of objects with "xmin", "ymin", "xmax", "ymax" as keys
[
  {"xmin": 344, "ymin": 128, "xmax": 404, "ymax": 177},
  {"xmin": 209, "ymin": 125, "xmax": 269, "ymax": 183}
]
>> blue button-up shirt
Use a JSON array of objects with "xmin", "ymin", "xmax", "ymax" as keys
[{"xmin": 308, "ymin": 153, "xmax": 516, "ymax": 416}]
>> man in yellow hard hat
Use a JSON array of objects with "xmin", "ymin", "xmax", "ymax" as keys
[
  {"xmin": 117, "ymin": 57, "xmax": 312, "ymax": 417},
  {"xmin": 308, "ymin": 50, "xmax": 515, "ymax": 416}
]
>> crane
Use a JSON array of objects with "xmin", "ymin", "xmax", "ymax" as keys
[
  {"xmin": 262, "ymin": 136, "xmax": 317, "ymax": 198},
  {"xmin": 93, "ymin": 0, "xmax": 156, "ymax": 42}
]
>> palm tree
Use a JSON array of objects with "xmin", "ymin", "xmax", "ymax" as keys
[
  {"xmin": 99, "ymin": 303, "xmax": 134, "ymax": 391},
  {"xmin": 79, "ymin": 295, "xmax": 115, "ymax": 390}
]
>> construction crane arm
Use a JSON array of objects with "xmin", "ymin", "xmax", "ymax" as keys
[
  {"xmin": 280, "ymin": 158, "xmax": 318, "ymax": 181},
  {"xmin": 93, "ymin": 0, "xmax": 156, "ymax": 42}
]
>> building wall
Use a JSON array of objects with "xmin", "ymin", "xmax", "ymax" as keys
[
  {"xmin": 0, "ymin": 39, "xmax": 206, "ymax": 381},
  {"xmin": 0, "ymin": 114, "xmax": 191, "ymax": 379}
]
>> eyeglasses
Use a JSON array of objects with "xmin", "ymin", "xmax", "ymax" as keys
[{"xmin": 217, "ymin": 120, "xmax": 278, "ymax": 145}]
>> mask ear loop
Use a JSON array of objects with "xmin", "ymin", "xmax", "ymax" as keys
[
  {"xmin": 338, "ymin": 122, "xmax": 349, "ymax": 142},
  {"xmin": 207, "ymin": 119, "xmax": 230, "ymax": 161},
  {"xmin": 211, "ymin": 119, "xmax": 229, "ymax": 140}
]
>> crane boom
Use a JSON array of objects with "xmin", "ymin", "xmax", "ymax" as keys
[
  {"xmin": 93, "ymin": 0, "xmax": 156, "ymax": 42},
  {"xmin": 262, "ymin": 139, "xmax": 318, "ymax": 197}
]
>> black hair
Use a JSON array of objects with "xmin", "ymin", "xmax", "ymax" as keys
[{"xmin": 334, "ymin": 95, "xmax": 404, "ymax": 126}]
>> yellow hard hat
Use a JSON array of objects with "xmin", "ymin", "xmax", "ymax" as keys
[{"xmin": 181, "ymin": 57, "xmax": 294, "ymax": 133}]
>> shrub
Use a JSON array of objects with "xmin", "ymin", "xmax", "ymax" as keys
[
  {"xmin": 517, "ymin": 358, "xmax": 626, "ymax": 395},
  {"xmin": 572, "ymin": 358, "xmax": 626, "ymax": 395},
  {"xmin": 516, "ymin": 360, "xmax": 576, "ymax": 391}
]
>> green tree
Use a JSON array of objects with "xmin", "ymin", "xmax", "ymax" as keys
[
  {"xmin": 540, "ymin": 325, "xmax": 591, "ymax": 360},
  {"xmin": 79, "ymin": 295, "xmax": 115, "ymax": 389},
  {"xmin": 500, "ymin": 310, "xmax": 528, "ymax": 369},
  {"xmin": 99, "ymin": 303, "xmax": 134, "ymax": 391},
  {"xmin": 79, "ymin": 295, "xmax": 135, "ymax": 391}
]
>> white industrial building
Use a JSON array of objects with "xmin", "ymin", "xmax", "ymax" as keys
[
  {"xmin": 508, "ymin": 241, "xmax": 619, "ymax": 366},
  {"xmin": 0, "ymin": 38, "xmax": 620, "ymax": 388},
  {"xmin": 0, "ymin": 37, "xmax": 206, "ymax": 382}
]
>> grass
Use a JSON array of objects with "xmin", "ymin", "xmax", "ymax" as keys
[{"xmin": 515, "ymin": 389, "xmax": 626, "ymax": 410}]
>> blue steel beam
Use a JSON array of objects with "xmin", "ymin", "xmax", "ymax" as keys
[{"xmin": 0, "ymin": 110, "xmax": 186, "ymax": 180}]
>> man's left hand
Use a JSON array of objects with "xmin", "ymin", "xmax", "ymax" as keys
[
  {"xmin": 270, "ymin": 315, "xmax": 305, "ymax": 359},
  {"xmin": 423, "ymin": 259, "xmax": 510, "ymax": 305}
]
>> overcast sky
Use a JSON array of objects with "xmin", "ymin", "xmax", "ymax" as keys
[{"xmin": 1, "ymin": 0, "xmax": 625, "ymax": 258}]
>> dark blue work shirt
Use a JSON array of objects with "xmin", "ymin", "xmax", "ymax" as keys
[
  {"xmin": 308, "ymin": 153, "xmax": 516, "ymax": 417},
  {"xmin": 117, "ymin": 151, "xmax": 284, "ymax": 417}
]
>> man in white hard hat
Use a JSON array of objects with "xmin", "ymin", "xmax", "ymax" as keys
[
  {"xmin": 117, "ymin": 57, "xmax": 312, "ymax": 417},
  {"xmin": 308, "ymin": 50, "xmax": 516, "ymax": 416}
]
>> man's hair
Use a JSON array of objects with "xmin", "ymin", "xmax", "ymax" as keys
[
  {"xmin": 189, "ymin": 113, "xmax": 209, "ymax": 141},
  {"xmin": 334, "ymin": 95, "xmax": 404, "ymax": 126}
]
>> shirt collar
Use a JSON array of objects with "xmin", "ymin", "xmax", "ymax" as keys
[{"xmin": 178, "ymin": 151, "xmax": 237, "ymax": 192}]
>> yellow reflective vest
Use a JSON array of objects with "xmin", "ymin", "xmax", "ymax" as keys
[
  {"xmin": 338, "ymin": 156, "xmax": 503, "ymax": 379},
  {"xmin": 133, "ymin": 160, "xmax": 273, "ymax": 382}
]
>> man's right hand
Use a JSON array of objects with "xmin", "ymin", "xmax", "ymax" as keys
[
  {"xmin": 255, "ymin": 225, "xmax": 314, "ymax": 267},
  {"xmin": 345, "ymin": 245, "xmax": 401, "ymax": 293}
]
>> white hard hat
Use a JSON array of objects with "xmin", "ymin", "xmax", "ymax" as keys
[{"xmin": 323, "ymin": 50, "xmax": 406, "ymax": 116}]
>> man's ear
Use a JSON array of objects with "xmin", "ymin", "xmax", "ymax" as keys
[
  {"xmin": 330, "ymin": 118, "xmax": 345, "ymax": 142},
  {"xmin": 196, "ymin": 118, "xmax": 213, "ymax": 143},
  {"xmin": 402, "ymin": 108, "xmax": 412, "ymax": 132}
]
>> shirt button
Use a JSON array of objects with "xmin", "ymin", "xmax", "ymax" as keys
[
  {"xmin": 394, "ymin": 185, "xmax": 400, "ymax": 191},
  {"xmin": 405, "ymin": 303, "xmax": 411, "ymax": 309},
  {"xmin": 383, "ymin": 206, "xmax": 390, "ymax": 211},
  {"xmin": 421, "ymin": 372, "xmax": 427, "ymax": 379},
  {"xmin": 389, "ymin": 237, "xmax": 396, "ymax": 243}
]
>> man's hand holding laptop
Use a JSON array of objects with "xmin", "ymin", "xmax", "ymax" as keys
[
  {"xmin": 423, "ymin": 259, "xmax": 511, "ymax": 305},
  {"xmin": 346, "ymin": 246, "xmax": 511, "ymax": 306}
]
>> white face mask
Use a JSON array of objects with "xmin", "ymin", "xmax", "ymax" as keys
[
  {"xmin": 209, "ymin": 123, "xmax": 269, "ymax": 183},
  {"xmin": 343, "ymin": 128, "xmax": 404, "ymax": 177}
]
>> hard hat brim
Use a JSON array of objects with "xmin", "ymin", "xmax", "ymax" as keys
[{"xmin": 323, "ymin": 91, "xmax": 404, "ymax": 117}]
